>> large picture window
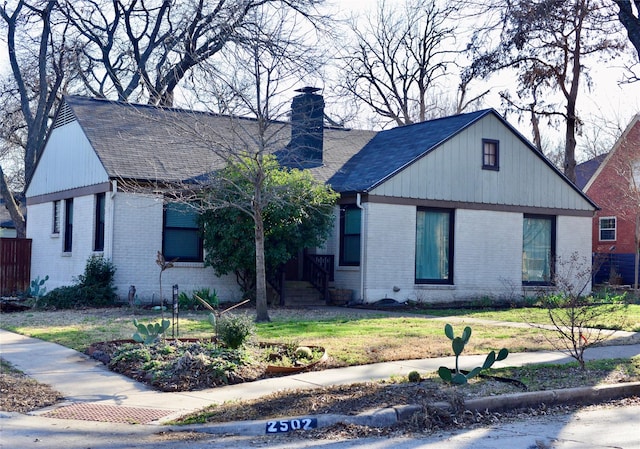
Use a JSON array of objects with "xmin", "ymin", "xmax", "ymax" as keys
[
  {"xmin": 415, "ymin": 208, "xmax": 454, "ymax": 284},
  {"xmin": 162, "ymin": 202, "xmax": 202, "ymax": 262},
  {"xmin": 94, "ymin": 193, "xmax": 105, "ymax": 251},
  {"xmin": 522, "ymin": 215, "xmax": 556, "ymax": 285},
  {"xmin": 340, "ymin": 206, "xmax": 361, "ymax": 266},
  {"xmin": 63, "ymin": 199, "xmax": 73, "ymax": 253}
]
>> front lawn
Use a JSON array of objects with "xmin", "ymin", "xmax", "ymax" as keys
[
  {"xmin": 420, "ymin": 304, "xmax": 640, "ymax": 332},
  {"xmin": 0, "ymin": 305, "xmax": 636, "ymax": 368}
]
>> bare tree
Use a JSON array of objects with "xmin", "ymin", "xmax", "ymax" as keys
[
  {"xmin": 59, "ymin": 0, "xmax": 326, "ymax": 106},
  {"xmin": 465, "ymin": 0, "xmax": 626, "ymax": 183},
  {"xmin": 339, "ymin": 0, "xmax": 479, "ymax": 128},
  {"xmin": 0, "ymin": 0, "xmax": 327, "ymax": 238},
  {"xmin": 0, "ymin": 0, "xmax": 71, "ymax": 237},
  {"xmin": 615, "ymin": 0, "xmax": 640, "ymax": 59},
  {"xmin": 539, "ymin": 252, "xmax": 628, "ymax": 369},
  {"xmin": 115, "ymin": 6, "xmax": 329, "ymax": 322}
]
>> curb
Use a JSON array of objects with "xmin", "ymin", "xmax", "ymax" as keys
[{"xmin": 171, "ymin": 382, "xmax": 640, "ymax": 437}]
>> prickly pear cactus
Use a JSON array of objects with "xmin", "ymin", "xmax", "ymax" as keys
[
  {"xmin": 438, "ymin": 324, "xmax": 509, "ymax": 385},
  {"xmin": 132, "ymin": 319, "xmax": 171, "ymax": 345}
]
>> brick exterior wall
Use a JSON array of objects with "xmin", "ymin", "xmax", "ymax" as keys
[
  {"xmin": 28, "ymin": 191, "xmax": 242, "ymax": 303},
  {"xmin": 586, "ymin": 119, "xmax": 639, "ymax": 285},
  {"xmin": 27, "ymin": 196, "xmax": 97, "ymax": 289},
  {"xmin": 587, "ymin": 125, "xmax": 639, "ymax": 255},
  {"xmin": 325, "ymin": 202, "xmax": 592, "ymax": 304}
]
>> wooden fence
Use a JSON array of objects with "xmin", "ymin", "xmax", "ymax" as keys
[{"xmin": 0, "ymin": 238, "xmax": 32, "ymax": 296}]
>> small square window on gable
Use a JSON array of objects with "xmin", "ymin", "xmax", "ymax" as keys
[{"xmin": 482, "ymin": 139, "xmax": 499, "ymax": 170}]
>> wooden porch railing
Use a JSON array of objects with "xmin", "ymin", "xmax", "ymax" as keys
[
  {"xmin": 303, "ymin": 254, "xmax": 334, "ymax": 304},
  {"xmin": 267, "ymin": 267, "xmax": 286, "ymax": 306}
]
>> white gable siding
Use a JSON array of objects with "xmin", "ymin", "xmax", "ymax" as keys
[
  {"xmin": 27, "ymin": 121, "xmax": 109, "ymax": 197},
  {"xmin": 370, "ymin": 115, "xmax": 593, "ymax": 212}
]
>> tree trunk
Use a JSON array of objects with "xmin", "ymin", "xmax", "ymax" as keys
[
  {"xmin": 564, "ymin": 106, "xmax": 578, "ymax": 184},
  {"xmin": 563, "ymin": 24, "xmax": 582, "ymax": 185},
  {"xmin": 254, "ymin": 205, "xmax": 270, "ymax": 323},
  {"xmin": 0, "ymin": 166, "xmax": 26, "ymax": 238},
  {"xmin": 635, "ymin": 212, "xmax": 639, "ymax": 295},
  {"xmin": 616, "ymin": 0, "xmax": 640, "ymax": 60}
]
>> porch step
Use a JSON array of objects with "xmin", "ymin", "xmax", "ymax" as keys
[{"xmin": 283, "ymin": 281, "xmax": 325, "ymax": 306}]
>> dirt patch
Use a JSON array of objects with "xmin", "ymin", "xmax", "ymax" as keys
[{"xmin": 0, "ymin": 359, "xmax": 64, "ymax": 413}]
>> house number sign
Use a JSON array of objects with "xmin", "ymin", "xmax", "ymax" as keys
[{"xmin": 265, "ymin": 418, "xmax": 317, "ymax": 433}]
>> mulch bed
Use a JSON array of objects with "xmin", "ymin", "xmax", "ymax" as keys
[{"xmin": 87, "ymin": 339, "xmax": 326, "ymax": 392}]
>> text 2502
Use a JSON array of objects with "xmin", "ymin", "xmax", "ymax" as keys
[{"xmin": 265, "ymin": 418, "xmax": 317, "ymax": 433}]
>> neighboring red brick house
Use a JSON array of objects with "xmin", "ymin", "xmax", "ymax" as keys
[{"xmin": 579, "ymin": 115, "xmax": 640, "ymax": 286}]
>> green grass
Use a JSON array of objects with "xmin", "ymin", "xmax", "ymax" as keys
[
  {"xmin": 418, "ymin": 304, "xmax": 640, "ymax": 332},
  {"xmin": 484, "ymin": 356, "xmax": 640, "ymax": 390},
  {"xmin": 1, "ymin": 304, "xmax": 638, "ymax": 368}
]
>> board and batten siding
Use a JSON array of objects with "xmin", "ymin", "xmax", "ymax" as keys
[
  {"xmin": 26, "ymin": 120, "xmax": 109, "ymax": 198},
  {"xmin": 370, "ymin": 114, "xmax": 593, "ymax": 213}
]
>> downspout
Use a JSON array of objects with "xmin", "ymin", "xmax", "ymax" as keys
[
  {"xmin": 107, "ymin": 180, "xmax": 117, "ymax": 260},
  {"xmin": 357, "ymin": 193, "xmax": 366, "ymax": 303}
]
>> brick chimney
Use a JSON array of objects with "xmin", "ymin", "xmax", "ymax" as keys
[{"xmin": 288, "ymin": 86, "xmax": 324, "ymax": 168}]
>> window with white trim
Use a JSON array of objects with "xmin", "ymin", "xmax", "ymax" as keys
[{"xmin": 599, "ymin": 217, "xmax": 616, "ymax": 241}]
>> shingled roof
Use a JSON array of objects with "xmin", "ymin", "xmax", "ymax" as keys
[
  {"xmin": 59, "ymin": 96, "xmax": 376, "ymax": 185},
  {"xmin": 575, "ymin": 153, "xmax": 609, "ymax": 190},
  {"xmin": 55, "ymin": 97, "xmax": 574, "ymax": 198},
  {"xmin": 328, "ymin": 109, "xmax": 493, "ymax": 192}
]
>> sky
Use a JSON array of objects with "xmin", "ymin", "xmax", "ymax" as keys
[{"xmin": 1, "ymin": 0, "xmax": 640, "ymax": 162}]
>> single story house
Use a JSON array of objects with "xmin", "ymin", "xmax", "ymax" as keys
[
  {"xmin": 577, "ymin": 114, "xmax": 640, "ymax": 286},
  {"xmin": 26, "ymin": 90, "xmax": 597, "ymax": 304}
]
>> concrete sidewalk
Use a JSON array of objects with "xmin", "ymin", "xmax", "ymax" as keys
[{"xmin": 1, "ymin": 324, "xmax": 640, "ymax": 435}]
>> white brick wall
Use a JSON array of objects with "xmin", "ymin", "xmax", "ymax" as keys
[
  {"xmin": 362, "ymin": 202, "xmax": 415, "ymax": 301},
  {"xmin": 27, "ymin": 196, "xmax": 98, "ymax": 289},
  {"xmin": 555, "ymin": 215, "xmax": 593, "ymax": 296},
  {"xmin": 28, "ymin": 190, "xmax": 242, "ymax": 303},
  {"xmin": 453, "ymin": 209, "xmax": 522, "ymax": 298},
  {"xmin": 351, "ymin": 204, "xmax": 593, "ymax": 304},
  {"xmin": 28, "ymin": 189, "xmax": 593, "ymax": 306},
  {"xmin": 110, "ymin": 192, "xmax": 241, "ymax": 303}
]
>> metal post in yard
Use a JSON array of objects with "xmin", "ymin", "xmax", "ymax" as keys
[{"xmin": 172, "ymin": 284, "xmax": 179, "ymax": 338}]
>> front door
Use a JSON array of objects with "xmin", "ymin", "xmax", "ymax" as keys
[{"xmin": 284, "ymin": 249, "xmax": 304, "ymax": 280}]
